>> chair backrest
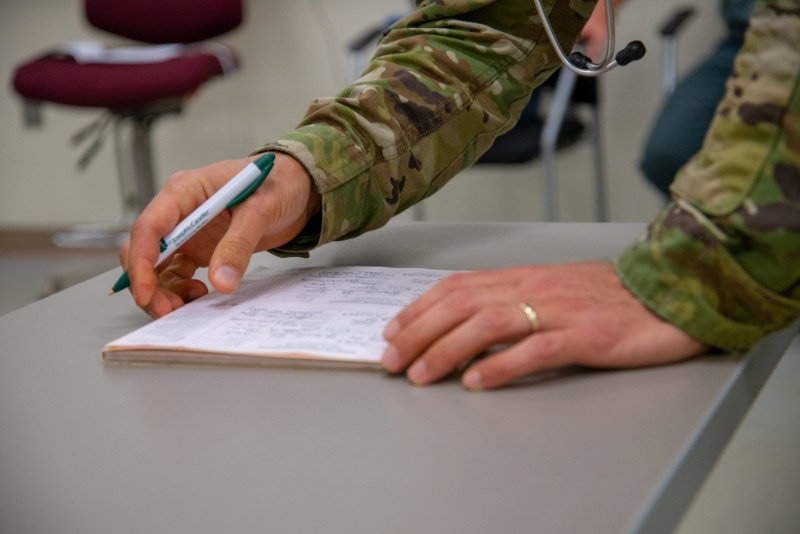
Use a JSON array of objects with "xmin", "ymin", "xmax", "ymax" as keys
[{"xmin": 84, "ymin": 0, "xmax": 243, "ymax": 44}]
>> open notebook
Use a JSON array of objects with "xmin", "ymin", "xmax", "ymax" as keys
[{"xmin": 103, "ymin": 266, "xmax": 452, "ymax": 369}]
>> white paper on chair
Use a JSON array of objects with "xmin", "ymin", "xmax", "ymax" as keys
[{"xmin": 53, "ymin": 40, "xmax": 185, "ymax": 64}]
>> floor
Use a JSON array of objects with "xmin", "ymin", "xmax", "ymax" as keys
[{"xmin": 0, "ymin": 246, "xmax": 798, "ymax": 533}]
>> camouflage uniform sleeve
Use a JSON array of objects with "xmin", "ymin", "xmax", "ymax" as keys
[
  {"xmin": 616, "ymin": 0, "xmax": 800, "ymax": 351},
  {"xmin": 251, "ymin": 0, "xmax": 594, "ymax": 256}
]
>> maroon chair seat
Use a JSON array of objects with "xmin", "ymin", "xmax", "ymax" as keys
[{"xmin": 13, "ymin": 53, "xmax": 231, "ymax": 111}]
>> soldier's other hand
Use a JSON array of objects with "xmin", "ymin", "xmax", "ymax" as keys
[{"xmin": 381, "ymin": 262, "xmax": 707, "ymax": 390}]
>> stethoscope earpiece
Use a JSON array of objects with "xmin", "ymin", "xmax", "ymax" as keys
[{"xmin": 615, "ymin": 40, "xmax": 646, "ymax": 66}]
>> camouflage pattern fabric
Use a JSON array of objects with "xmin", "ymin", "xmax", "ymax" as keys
[
  {"xmin": 255, "ymin": 0, "xmax": 800, "ymax": 351},
  {"xmin": 616, "ymin": 0, "xmax": 800, "ymax": 349},
  {"xmin": 256, "ymin": 0, "xmax": 593, "ymax": 253}
]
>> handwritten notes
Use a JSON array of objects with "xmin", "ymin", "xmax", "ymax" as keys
[{"xmin": 103, "ymin": 266, "xmax": 452, "ymax": 366}]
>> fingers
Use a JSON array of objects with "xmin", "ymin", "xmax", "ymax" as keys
[
  {"xmin": 386, "ymin": 268, "xmax": 535, "ymax": 338},
  {"xmin": 141, "ymin": 287, "xmax": 185, "ymax": 319},
  {"xmin": 382, "ymin": 286, "xmax": 534, "ymax": 373},
  {"xmin": 125, "ymin": 172, "xmax": 204, "ymax": 307},
  {"xmin": 404, "ymin": 305, "xmax": 535, "ymax": 385},
  {"xmin": 134, "ymin": 254, "xmax": 206, "ymax": 319},
  {"xmin": 383, "ymin": 287, "xmax": 479, "ymax": 370},
  {"xmin": 159, "ymin": 253, "xmax": 208, "ymax": 302},
  {"xmin": 391, "ymin": 300, "xmax": 577, "ymax": 391},
  {"xmin": 462, "ymin": 331, "xmax": 576, "ymax": 390}
]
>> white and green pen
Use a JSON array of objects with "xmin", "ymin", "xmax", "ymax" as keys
[{"xmin": 109, "ymin": 152, "xmax": 275, "ymax": 295}]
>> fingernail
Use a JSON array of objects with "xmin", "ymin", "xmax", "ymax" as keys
[
  {"xmin": 381, "ymin": 345, "xmax": 400, "ymax": 371},
  {"xmin": 215, "ymin": 265, "xmax": 241, "ymax": 289},
  {"xmin": 383, "ymin": 319, "xmax": 400, "ymax": 340},
  {"xmin": 463, "ymin": 369, "xmax": 483, "ymax": 390},
  {"xmin": 407, "ymin": 360, "xmax": 427, "ymax": 384}
]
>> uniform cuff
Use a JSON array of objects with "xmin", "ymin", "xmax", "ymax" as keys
[
  {"xmin": 615, "ymin": 217, "xmax": 800, "ymax": 351},
  {"xmin": 252, "ymin": 124, "xmax": 372, "ymax": 256}
]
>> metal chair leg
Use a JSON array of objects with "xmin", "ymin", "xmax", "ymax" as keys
[
  {"xmin": 132, "ymin": 116, "xmax": 156, "ymax": 206},
  {"xmin": 52, "ymin": 113, "xmax": 160, "ymax": 248},
  {"xmin": 590, "ymin": 104, "xmax": 608, "ymax": 221},
  {"xmin": 540, "ymin": 68, "xmax": 578, "ymax": 222}
]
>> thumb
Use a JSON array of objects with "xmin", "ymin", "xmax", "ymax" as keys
[
  {"xmin": 207, "ymin": 185, "xmax": 290, "ymax": 293},
  {"xmin": 208, "ymin": 210, "xmax": 265, "ymax": 293},
  {"xmin": 208, "ymin": 234, "xmax": 252, "ymax": 293}
]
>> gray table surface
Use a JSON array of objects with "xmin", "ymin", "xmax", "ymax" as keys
[{"xmin": 1, "ymin": 221, "xmax": 796, "ymax": 534}]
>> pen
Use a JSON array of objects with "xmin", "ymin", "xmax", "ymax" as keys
[{"xmin": 109, "ymin": 152, "xmax": 275, "ymax": 295}]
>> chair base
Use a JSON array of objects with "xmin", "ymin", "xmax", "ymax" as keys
[{"xmin": 50, "ymin": 99, "xmax": 183, "ymax": 249}]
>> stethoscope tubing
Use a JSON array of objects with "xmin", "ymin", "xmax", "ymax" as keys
[{"xmin": 533, "ymin": 0, "xmax": 640, "ymax": 77}]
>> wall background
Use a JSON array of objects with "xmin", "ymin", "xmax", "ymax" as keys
[{"xmin": 1, "ymin": 0, "xmax": 725, "ymax": 228}]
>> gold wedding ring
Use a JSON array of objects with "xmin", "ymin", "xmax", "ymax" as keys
[{"xmin": 519, "ymin": 302, "xmax": 541, "ymax": 333}]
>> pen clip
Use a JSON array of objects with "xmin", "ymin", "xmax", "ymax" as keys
[{"xmin": 225, "ymin": 154, "xmax": 275, "ymax": 209}]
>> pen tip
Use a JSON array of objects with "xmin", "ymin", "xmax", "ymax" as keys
[{"xmin": 108, "ymin": 290, "xmax": 115, "ymax": 295}]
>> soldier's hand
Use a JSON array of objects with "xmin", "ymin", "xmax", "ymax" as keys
[
  {"xmin": 381, "ymin": 262, "xmax": 707, "ymax": 389},
  {"xmin": 119, "ymin": 152, "xmax": 321, "ymax": 318}
]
